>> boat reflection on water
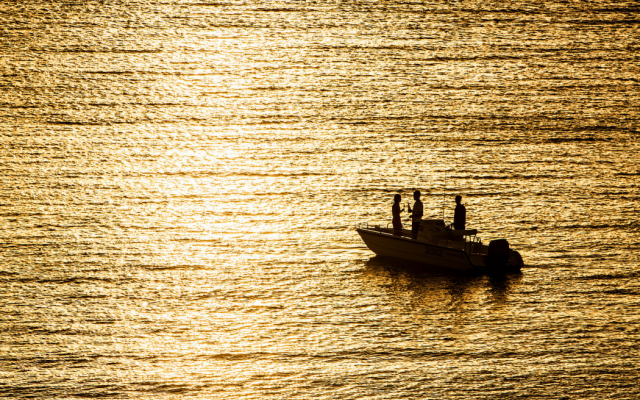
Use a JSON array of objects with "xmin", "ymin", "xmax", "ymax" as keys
[{"xmin": 362, "ymin": 255, "xmax": 523, "ymax": 311}]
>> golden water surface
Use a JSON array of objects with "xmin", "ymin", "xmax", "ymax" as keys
[{"xmin": 1, "ymin": 0, "xmax": 639, "ymax": 398}]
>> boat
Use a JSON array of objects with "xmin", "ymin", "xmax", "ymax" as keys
[{"xmin": 356, "ymin": 218, "xmax": 524, "ymax": 274}]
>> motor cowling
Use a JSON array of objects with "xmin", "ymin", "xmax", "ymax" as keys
[
  {"xmin": 507, "ymin": 250, "xmax": 524, "ymax": 270},
  {"xmin": 486, "ymin": 239, "xmax": 510, "ymax": 272}
]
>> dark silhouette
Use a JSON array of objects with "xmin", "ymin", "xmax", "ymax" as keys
[
  {"xmin": 407, "ymin": 190, "xmax": 423, "ymax": 239},
  {"xmin": 487, "ymin": 239, "xmax": 511, "ymax": 275},
  {"xmin": 392, "ymin": 194, "xmax": 405, "ymax": 235},
  {"xmin": 453, "ymin": 195, "xmax": 466, "ymax": 230}
]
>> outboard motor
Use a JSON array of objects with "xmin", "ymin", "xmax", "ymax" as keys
[
  {"xmin": 486, "ymin": 239, "xmax": 510, "ymax": 274},
  {"xmin": 507, "ymin": 250, "xmax": 525, "ymax": 271}
]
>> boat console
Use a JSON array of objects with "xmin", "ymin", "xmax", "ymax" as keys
[{"xmin": 417, "ymin": 219, "xmax": 476, "ymax": 243}]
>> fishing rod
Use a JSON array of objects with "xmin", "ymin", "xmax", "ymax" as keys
[{"xmin": 442, "ymin": 170, "xmax": 447, "ymax": 221}]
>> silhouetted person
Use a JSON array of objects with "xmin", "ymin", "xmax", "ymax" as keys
[
  {"xmin": 453, "ymin": 195, "xmax": 466, "ymax": 230},
  {"xmin": 392, "ymin": 194, "xmax": 405, "ymax": 235},
  {"xmin": 407, "ymin": 190, "xmax": 423, "ymax": 239}
]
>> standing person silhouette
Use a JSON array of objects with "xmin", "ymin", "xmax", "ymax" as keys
[
  {"xmin": 391, "ymin": 194, "xmax": 404, "ymax": 235},
  {"xmin": 407, "ymin": 190, "xmax": 423, "ymax": 239},
  {"xmin": 453, "ymin": 195, "xmax": 466, "ymax": 230}
]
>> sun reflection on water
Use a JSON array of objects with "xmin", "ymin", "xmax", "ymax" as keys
[{"xmin": 1, "ymin": 0, "xmax": 640, "ymax": 398}]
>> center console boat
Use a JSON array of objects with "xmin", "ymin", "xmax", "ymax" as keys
[{"xmin": 356, "ymin": 219, "xmax": 524, "ymax": 274}]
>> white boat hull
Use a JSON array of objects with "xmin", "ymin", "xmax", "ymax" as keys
[{"xmin": 356, "ymin": 228, "xmax": 479, "ymax": 271}]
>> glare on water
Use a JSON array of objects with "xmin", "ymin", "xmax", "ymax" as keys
[{"xmin": 1, "ymin": 0, "xmax": 639, "ymax": 398}]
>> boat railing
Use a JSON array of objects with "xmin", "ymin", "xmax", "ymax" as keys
[
  {"xmin": 356, "ymin": 222, "xmax": 384, "ymax": 230},
  {"xmin": 356, "ymin": 222, "xmax": 408, "ymax": 234}
]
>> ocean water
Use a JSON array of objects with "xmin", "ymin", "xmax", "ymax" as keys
[{"xmin": 1, "ymin": 0, "xmax": 639, "ymax": 398}]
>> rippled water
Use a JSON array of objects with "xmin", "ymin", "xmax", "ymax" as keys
[{"xmin": 1, "ymin": 1, "xmax": 639, "ymax": 398}]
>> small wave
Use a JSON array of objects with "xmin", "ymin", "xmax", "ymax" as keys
[
  {"xmin": 232, "ymin": 171, "xmax": 331, "ymax": 177},
  {"xmin": 594, "ymin": 7, "xmax": 640, "ymax": 12},
  {"xmin": 451, "ymin": 174, "xmax": 555, "ymax": 180},
  {"xmin": 191, "ymin": 2, "xmax": 236, "ymax": 5},
  {"xmin": 138, "ymin": 264, "xmax": 208, "ymax": 271},
  {"xmin": 603, "ymin": 288, "xmax": 638, "ymax": 295},
  {"xmin": 578, "ymin": 271, "xmax": 640, "ymax": 281},
  {"xmin": 250, "ymin": 85, "xmax": 295, "ymax": 91},
  {"xmin": 1, "ymin": 325, "xmax": 118, "ymax": 336},
  {"xmin": 68, "ymin": 294, "xmax": 110, "ymax": 299},
  {"xmin": 126, "ymin": 171, "xmax": 332, "ymax": 177},
  {"xmin": 52, "ymin": 49, "xmax": 164, "ymax": 54},
  {"xmin": 45, "ymin": 121, "xmax": 106, "ymax": 126},
  {"xmin": 12, "ymin": 276, "xmax": 120, "ymax": 284},
  {"xmin": 573, "ymin": 19, "xmax": 640, "ymax": 26},
  {"xmin": 85, "ymin": 71, "xmax": 137, "ymax": 75},
  {"xmin": 544, "ymin": 137, "xmax": 604, "ymax": 143},
  {"xmin": 254, "ymin": 8, "xmax": 300, "ymax": 12},
  {"xmin": 561, "ymin": 222, "xmax": 637, "ymax": 230}
]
